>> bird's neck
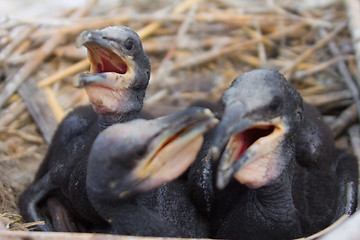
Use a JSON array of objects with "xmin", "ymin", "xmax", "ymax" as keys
[
  {"xmin": 233, "ymin": 169, "xmax": 301, "ymax": 239},
  {"xmin": 98, "ymin": 110, "xmax": 139, "ymax": 131},
  {"xmin": 247, "ymin": 145, "xmax": 302, "ymax": 238},
  {"xmin": 254, "ymin": 170, "xmax": 295, "ymax": 211},
  {"xmin": 253, "ymin": 139, "xmax": 297, "ymax": 215},
  {"xmin": 96, "ymin": 88, "xmax": 145, "ymax": 131}
]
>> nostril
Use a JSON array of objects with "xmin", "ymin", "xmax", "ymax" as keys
[{"xmin": 102, "ymin": 36, "xmax": 113, "ymax": 41}]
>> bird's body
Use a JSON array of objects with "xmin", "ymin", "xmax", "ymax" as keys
[
  {"xmin": 19, "ymin": 26, "xmax": 151, "ymax": 232},
  {"xmin": 33, "ymin": 105, "xmax": 104, "ymax": 231},
  {"xmin": 34, "ymin": 105, "xmax": 98, "ymax": 181},
  {"xmin": 99, "ymin": 176, "xmax": 209, "ymax": 237},
  {"xmin": 86, "ymin": 107, "xmax": 218, "ymax": 237},
  {"xmin": 212, "ymin": 122, "xmax": 355, "ymax": 239},
  {"xmin": 210, "ymin": 69, "xmax": 358, "ymax": 240}
]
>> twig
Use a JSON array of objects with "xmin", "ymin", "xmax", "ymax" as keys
[
  {"xmin": 348, "ymin": 124, "xmax": 360, "ymax": 162},
  {"xmin": 0, "ymin": 32, "xmax": 67, "ymax": 108},
  {"xmin": 319, "ymin": 209, "xmax": 360, "ymax": 240},
  {"xmin": 271, "ymin": 3, "xmax": 333, "ymax": 28},
  {"xmin": 6, "ymin": 50, "xmax": 36, "ymax": 65},
  {"xmin": 13, "ymin": 11, "xmax": 313, "ymax": 36},
  {"xmin": 137, "ymin": 0, "xmax": 202, "ymax": 39},
  {"xmin": 331, "ymin": 104, "xmax": 358, "ymax": 138},
  {"xmin": 348, "ymin": 125, "xmax": 360, "ymax": 210},
  {"xmin": 72, "ymin": 0, "xmax": 97, "ymax": 18},
  {"xmin": 238, "ymin": 54, "xmax": 261, "ymax": 68},
  {"xmin": 344, "ymin": 0, "xmax": 360, "ymax": 87},
  {"xmin": 0, "ymin": 99, "xmax": 26, "ymax": 127},
  {"xmin": 7, "ymin": 111, "xmax": 32, "ymax": 130},
  {"xmin": 280, "ymin": 22, "xmax": 347, "ymax": 80},
  {"xmin": 37, "ymin": 59, "xmax": 89, "ymax": 88},
  {"xmin": 0, "ymin": 128, "xmax": 43, "ymax": 144},
  {"xmin": 9, "ymin": 221, "xmax": 45, "ymax": 231},
  {"xmin": 0, "ymin": 230, "xmax": 210, "ymax": 240},
  {"xmin": 320, "ymin": 28, "xmax": 360, "ymax": 123},
  {"xmin": 299, "ymin": 86, "xmax": 328, "ymax": 96},
  {"xmin": 240, "ymin": 25, "xmax": 268, "ymax": 67},
  {"xmin": 152, "ymin": 0, "xmax": 198, "ymax": 86},
  {"xmin": 31, "ymin": 16, "xmax": 130, "ymax": 39},
  {"xmin": 255, "ymin": 22, "xmax": 267, "ymax": 67},
  {"xmin": 242, "ymin": 25, "xmax": 274, "ymax": 47},
  {"xmin": 2, "ymin": 1, "xmax": 98, "ymax": 128},
  {"xmin": 53, "ymin": 45, "xmax": 87, "ymax": 60},
  {"xmin": 303, "ymin": 90, "xmax": 352, "ymax": 107},
  {"xmin": 295, "ymin": 215, "xmax": 349, "ymax": 240},
  {"xmin": 170, "ymin": 23, "xmax": 306, "ymax": 71},
  {"xmin": 273, "ymin": 59, "xmax": 316, "ymax": 71},
  {"xmin": 144, "ymin": 89, "xmax": 169, "ymax": 106},
  {"xmin": 18, "ymin": 81, "xmax": 57, "ymax": 144},
  {"xmin": 43, "ymin": 0, "xmax": 204, "ymax": 93},
  {"xmin": 0, "ymin": 25, "xmax": 37, "ymax": 63},
  {"xmin": 40, "ymin": 0, "xmax": 203, "ymax": 90},
  {"xmin": 294, "ymin": 55, "xmax": 355, "ymax": 79},
  {"xmin": 43, "ymin": 87, "xmax": 66, "ymax": 122}
]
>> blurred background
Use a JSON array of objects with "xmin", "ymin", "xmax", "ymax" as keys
[{"xmin": 0, "ymin": 0, "xmax": 359, "ymax": 236}]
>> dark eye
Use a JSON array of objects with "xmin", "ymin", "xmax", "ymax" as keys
[
  {"xmin": 269, "ymin": 96, "xmax": 283, "ymax": 113},
  {"xmin": 124, "ymin": 39, "xmax": 135, "ymax": 51},
  {"xmin": 134, "ymin": 145, "xmax": 146, "ymax": 158}
]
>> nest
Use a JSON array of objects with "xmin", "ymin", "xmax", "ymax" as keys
[{"xmin": 0, "ymin": 0, "xmax": 360, "ymax": 239}]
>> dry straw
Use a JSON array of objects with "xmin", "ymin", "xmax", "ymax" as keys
[{"xmin": 0, "ymin": 0, "xmax": 360, "ymax": 239}]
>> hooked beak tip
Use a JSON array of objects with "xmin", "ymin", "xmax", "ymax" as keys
[
  {"xmin": 216, "ymin": 169, "xmax": 232, "ymax": 190},
  {"xmin": 203, "ymin": 108, "xmax": 214, "ymax": 117},
  {"xmin": 211, "ymin": 146, "xmax": 220, "ymax": 160},
  {"xmin": 76, "ymin": 30, "xmax": 91, "ymax": 48},
  {"xmin": 73, "ymin": 73, "xmax": 108, "ymax": 88},
  {"xmin": 73, "ymin": 75, "xmax": 83, "ymax": 88},
  {"xmin": 73, "ymin": 73, "xmax": 90, "ymax": 88}
]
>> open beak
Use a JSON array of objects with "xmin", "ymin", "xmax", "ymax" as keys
[
  {"xmin": 73, "ymin": 30, "xmax": 135, "ymax": 90},
  {"xmin": 127, "ymin": 107, "xmax": 219, "ymax": 193},
  {"xmin": 212, "ymin": 104, "xmax": 286, "ymax": 190},
  {"xmin": 73, "ymin": 29, "xmax": 136, "ymax": 113}
]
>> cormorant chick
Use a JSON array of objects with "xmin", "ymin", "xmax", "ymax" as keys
[
  {"xmin": 211, "ymin": 69, "xmax": 358, "ymax": 240},
  {"xmin": 18, "ymin": 26, "xmax": 151, "ymax": 232},
  {"xmin": 73, "ymin": 26, "xmax": 151, "ymax": 130},
  {"xmin": 87, "ymin": 107, "xmax": 218, "ymax": 237}
]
